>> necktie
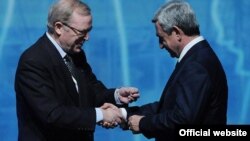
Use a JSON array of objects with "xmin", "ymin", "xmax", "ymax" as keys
[
  {"xmin": 64, "ymin": 55, "xmax": 78, "ymax": 79},
  {"xmin": 64, "ymin": 55, "xmax": 80, "ymax": 93},
  {"xmin": 175, "ymin": 61, "xmax": 180, "ymax": 69}
]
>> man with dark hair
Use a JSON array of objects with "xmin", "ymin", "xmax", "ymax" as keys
[{"xmin": 124, "ymin": 1, "xmax": 228, "ymax": 141}]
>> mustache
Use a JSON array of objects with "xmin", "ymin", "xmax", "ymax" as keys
[{"xmin": 75, "ymin": 38, "xmax": 85, "ymax": 45}]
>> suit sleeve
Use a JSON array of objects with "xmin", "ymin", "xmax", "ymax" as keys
[
  {"xmin": 127, "ymin": 102, "xmax": 159, "ymax": 118},
  {"xmin": 15, "ymin": 57, "xmax": 96, "ymax": 131},
  {"xmin": 139, "ymin": 62, "xmax": 212, "ymax": 138}
]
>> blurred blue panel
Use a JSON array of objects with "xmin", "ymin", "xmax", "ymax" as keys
[{"xmin": 0, "ymin": 0, "xmax": 249, "ymax": 141}]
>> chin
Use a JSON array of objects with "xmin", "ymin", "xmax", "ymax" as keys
[
  {"xmin": 170, "ymin": 54, "xmax": 177, "ymax": 58},
  {"xmin": 73, "ymin": 48, "xmax": 82, "ymax": 53}
]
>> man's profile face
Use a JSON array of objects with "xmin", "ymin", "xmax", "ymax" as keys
[
  {"xmin": 155, "ymin": 22, "xmax": 178, "ymax": 58},
  {"xmin": 60, "ymin": 10, "xmax": 92, "ymax": 54}
]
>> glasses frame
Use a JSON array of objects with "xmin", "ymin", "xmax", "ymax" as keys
[{"xmin": 61, "ymin": 22, "xmax": 89, "ymax": 37}]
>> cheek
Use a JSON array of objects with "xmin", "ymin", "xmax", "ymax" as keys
[
  {"xmin": 61, "ymin": 34, "xmax": 71, "ymax": 43},
  {"xmin": 163, "ymin": 40, "xmax": 168, "ymax": 46},
  {"xmin": 162, "ymin": 38, "xmax": 170, "ymax": 48},
  {"xmin": 66, "ymin": 37, "xmax": 77, "ymax": 46},
  {"xmin": 165, "ymin": 37, "xmax": 175, "ymax": 48}
]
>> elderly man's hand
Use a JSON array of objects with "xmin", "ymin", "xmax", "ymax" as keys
[
  {"xmin": 117, "ymin": 87, "xmax": 140, "ymax": 104},
  {"xmin": 98, "ymin": 103, "xmax": 123, "ymax": 129}
]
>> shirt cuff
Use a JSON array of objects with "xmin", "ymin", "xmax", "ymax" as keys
[
  {"xmin": 120, "ymin": 108, "xmax": 127, "ymax": 120},
  {"xmin": 114, "ymin": 88, "xmax": 123, "ymax": 105},
  {"xmin": 95, "ymin": 108, "xmax": 103, "ymax": 123}
]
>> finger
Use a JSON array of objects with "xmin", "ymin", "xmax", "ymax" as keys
[
  {"xmin": 110, "ymin": 107, "xmax": 121, "ymax": 117},
  {"xmin": 119, "ymin": 97, "xmax": 129, "ymax": 104},
  {"xmin": 114, "ymin": 117, "xmax": 122, "ymax": 123},
  {"xmin": 102, "ymin": 120, "xmax": 118, "ymax": 128},
  {"xmin": 103, "ymin": 124, "xmax": 115, "ymax": 129},
  {"xmin": 120, "ymin": 87, "xmax": 136, "ymax": 96},
  {"xmin": 102, "ymin": 123, "xmax": 108, "ymax": 127},
  {"xmin": 109, "ymin": 104, "xmax": 119, "ymax": 111},
  {"xmin": 127, "ymin": 96, "xmax": 135, "ymax": 103},
  {"xmin": 129, "ymin": 125, "xmax": 134, "ymax": 131},
  {"xmin": 102, "ymin": 121, "xmax": 109, "ymax": 126},
  {"xmin": 128, "ymin": 116, "xmax": 132, "ymax": 121},
  {"xmin": 128, "ymin": 121, "xmax": 131, "ymax": 127},
  {"xmin": 101, "ymin": 103, "xmax": 117, "ymax": 110},
  {"xmin": 111, "ymin": 121, "xmax": 118, "ymax": 127},
  {"xmin": 100, "ymin": 103, "xmax": 111, "ymax": 109},
  {"xmin": 118, "ymin": 87, "xmax": 126, "ymax": 94},
  {"xmin": 130, "ymin": 93, "xmax": 140, "ymax": 98},
  {"xmin": 130, "ymin": 87, "xmax": 139, "ymax": 92},
  {"xmin": 111, "ymin": 106, "xmax": 120, "ymax": 111},
  {"xmin": 128, "ymin": 96, "xmax": 134, "ymax": 101},
  {"xmin": 119, "ymin": 91, "xmax": 130, "ymax": 97}
]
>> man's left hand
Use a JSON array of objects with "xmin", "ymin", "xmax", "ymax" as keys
[
  {"xmin": 117, "ymin": 87, "xmax": 140, "ymax": 104},
  {"xmin": 128, "ymin": 115, "xmax": 144, "ymax": 132}
]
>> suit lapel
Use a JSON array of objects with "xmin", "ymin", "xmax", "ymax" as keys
[
  {"xmin": 41, "ymin": 34, "xmax": 80, "ymax": 106},
  {"xmin": 163, "ymin": 62, "xmax": 181, "ymax": 93},
  {"xmin": 157, "ymin": 62, "xmax": 182, "ymax": 111},
  {"xmin": 70, "ymin": 51, "xmax": 90, "ymax": 107},
  {"xmin": 157, "ymin": 40, "xmax": 208, "ymax": 111}
]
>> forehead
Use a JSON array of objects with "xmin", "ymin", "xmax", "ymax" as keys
[
  {"xmin": 70, "ymin": 11, "xmax": 92, "ymax": 28},
  {"xmin": 155, "ymin": 22, "xmax": 164, "ymax": 35}
]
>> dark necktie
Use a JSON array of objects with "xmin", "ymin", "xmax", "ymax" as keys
[
  {"xmin": 175, "ymin": 61, "xmax": 180, "ymax": 69},
  {"xmin": 64, "ymin": 55, "xmax": 78, "ymax": 79}
]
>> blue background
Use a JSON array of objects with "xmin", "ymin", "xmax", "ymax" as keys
[{"xmin": 0, "ymin": 0, "xmax": 249, "ymax": 141}]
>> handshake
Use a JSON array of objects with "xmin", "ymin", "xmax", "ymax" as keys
[
  {"xmin": 98, "ymin": 87, "xmax": 142, "ymax": 132},
  {"xmin": 99, "ymin": 103, "xmax": 126, "ymax": 128}
]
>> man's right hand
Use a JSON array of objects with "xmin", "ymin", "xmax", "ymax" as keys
[{"xmin": 99, "ymin": 103, "xmax": 123, "ymax": 128}]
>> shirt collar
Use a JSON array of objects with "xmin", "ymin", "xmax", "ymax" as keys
[
  {"xmin": 178, "ymin": 36, "xmax": 204, "ymax": 62},
  {"xmin": 46, "ymin": 32, "xmax": 67, "ymax": 58}
]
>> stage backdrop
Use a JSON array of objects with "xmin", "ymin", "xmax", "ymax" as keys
[{"xmin": 0, "ymin": 0, "xmax": 249, "ymax": 141}]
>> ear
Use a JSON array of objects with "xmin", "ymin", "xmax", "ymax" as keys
[
  {"xmin": 54, "ymin": 22, "xmax": 63, "ymax": 36},
  {"xmin": 172, "ymin": 26, "xmax": 183, "ymax": 41}
]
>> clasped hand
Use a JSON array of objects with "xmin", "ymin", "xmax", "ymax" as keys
[
  {"xmin": 99, "ymin": 103, "xmax": 124, "ymax": 128},
  {"xmin": 99, "ymin": 87, "xmax": 140, "ymax": 128},
  {"xmin": 99, "ymin": 103, "xmax": 144, "ymax": 133}
]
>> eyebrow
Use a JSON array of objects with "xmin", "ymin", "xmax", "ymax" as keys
[{"xmin": 62, "ymin": 22, "xmax": 92, "ymax": 34}]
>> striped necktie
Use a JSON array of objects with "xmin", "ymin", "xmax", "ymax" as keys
[{"xmin": 64, "ymin": 55, "xmax": 78, "ymax": 79}]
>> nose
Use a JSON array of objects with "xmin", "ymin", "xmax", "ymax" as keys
[
  {"xmin": 159, "ymin": 43, "xmax": 164, "ymax": 49},
  {"xmin": 83, "ymin": 32, "xmax": 89, "ymax": 41}
]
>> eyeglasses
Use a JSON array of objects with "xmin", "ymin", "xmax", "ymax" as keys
[{"xmin": 62, "ymin": 22, "xmax": 91, "ymax": 37}]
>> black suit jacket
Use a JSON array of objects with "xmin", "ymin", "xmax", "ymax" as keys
[
  {"xmin": 15, "ymin": 34, "xmax": 117, "ymax": 141},
  {"xmin": 127, "ymin": 40, "xmax": 228, "ymax": 141}
]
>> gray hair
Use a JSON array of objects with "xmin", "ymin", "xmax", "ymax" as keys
[
  {"xmin": 152, "ymin": 0, "xmax": 200, "ymax": 36},
  {"xmin": 47, "ymin": 0, "xmax": 91, "ymax": 34}
]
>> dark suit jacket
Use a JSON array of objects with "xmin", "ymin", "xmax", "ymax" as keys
[
  {"xmin": 15, "ymin": 34, "xmax": 117, "ymax": 141},
  {"xmin": 127, "ymin": 40, "xmax": 228, "ymax": 141}
]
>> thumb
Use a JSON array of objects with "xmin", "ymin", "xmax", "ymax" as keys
[{"xmin": 100, "ymin": 103, "xmax": 111, "ymax": 109}]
